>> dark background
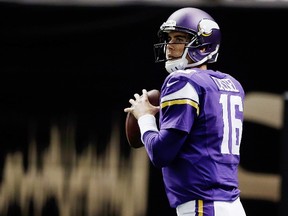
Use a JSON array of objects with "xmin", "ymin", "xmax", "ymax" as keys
[{"xmin": 0, "ymin": 2, "xmax": 286, "ymax": 216}]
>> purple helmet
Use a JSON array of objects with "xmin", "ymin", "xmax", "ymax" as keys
[{"xmin": 154, "ymin": 7, "xmax": 221, "ymax": 73}]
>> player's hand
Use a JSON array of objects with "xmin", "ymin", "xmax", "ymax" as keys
[{"xmin": 124, "ymin": 89, "xmax": 160, "ymax": 120}]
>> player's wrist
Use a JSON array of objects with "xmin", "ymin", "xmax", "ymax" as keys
[{"xmin": 138, "ymin": 114, "xmax": 158, "ymax": 142}]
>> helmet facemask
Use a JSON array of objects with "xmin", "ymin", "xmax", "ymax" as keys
[{"xmin": 153, "ymin": 31, "xmax": 206, "ymax": 73}]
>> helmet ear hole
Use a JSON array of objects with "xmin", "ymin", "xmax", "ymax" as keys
[
  {"xmin": 201, "ymin": 44, "xmax": 212, "ymax": 52},
  {"xmin": 200, "ymin": 46, "xmax": 206, "ymax": 53},
  {"xmin": 203, "ymin": 44, "xmax": 213, "ymax": 53}
]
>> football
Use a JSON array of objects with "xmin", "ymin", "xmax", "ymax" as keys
[{"xmin": 125, "ymin": 89, "xmax": 160, "ymax": 148}]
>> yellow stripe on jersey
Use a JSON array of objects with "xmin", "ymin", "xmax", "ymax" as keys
[
  {"xmin": 161, "ymin": 99, "xmax": 200, "ymax": 116},
  {"xmin": 198, "ymin": 200, "xmax": 203, "ymax": 216}
]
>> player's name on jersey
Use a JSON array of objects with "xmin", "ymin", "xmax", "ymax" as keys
[{"xmin": 211, "ymin": 76, "xmax": 239, "ymax": 92}]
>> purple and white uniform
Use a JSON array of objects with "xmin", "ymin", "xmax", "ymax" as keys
[{"xmin": 141, "ymin": 68, "xmax": 245, "ymax": 209}]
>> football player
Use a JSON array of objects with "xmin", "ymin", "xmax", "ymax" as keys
[{"xmin": 124, "ymin": 7, "xmax": 246, "ymax": 216}]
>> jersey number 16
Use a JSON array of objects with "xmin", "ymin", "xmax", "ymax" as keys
[{"xmin": 219, "ymin": 94, "xmax": 243, "ymax": 155}]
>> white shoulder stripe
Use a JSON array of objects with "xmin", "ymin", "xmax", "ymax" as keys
[{"xmin": 161, "ymin": 82, "xmax": 199, "ymax": 103}]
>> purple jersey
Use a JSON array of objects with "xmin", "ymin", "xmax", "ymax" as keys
[{"xmin": 147, "ymin": 68, "xmax": 245, "ymax": 207}]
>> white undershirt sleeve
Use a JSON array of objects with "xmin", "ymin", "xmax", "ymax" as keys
[{"xmin": 138, "ymin": 114, "xmax": 159, "ymax": 143}]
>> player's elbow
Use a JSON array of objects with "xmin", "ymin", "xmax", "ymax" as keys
[
  {"xmin": 150, "ymin": 155, "xmax": 172, "ymax": 168},
  {"xmin": 148, "ymin": 147, "xmax": 175, "ymax": 167}
]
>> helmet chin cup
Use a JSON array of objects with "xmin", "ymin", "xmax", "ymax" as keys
[{"xmin": 165, "ymin": 58, "xmax": 188, "ymax": 73}]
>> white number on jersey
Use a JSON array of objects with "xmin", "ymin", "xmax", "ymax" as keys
[{"xmin": 219, "ymin": 94, "xmax": 243, "ymax": 155}]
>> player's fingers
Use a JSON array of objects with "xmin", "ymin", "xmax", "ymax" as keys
[
  {"xmin": 141, "ymin": 89, "xmax": 148, "ymax": 99},
  {"xmin": 134, "ymin": 93, "xmax": 140, "ymax": 100},
  {"xmin": 129, "ymin": 98, "xmax": 136, "ymax": 104},
  {"xmin": 124, "ymin": 99, "xmax": 135, "ymax": 112},
  {"xmin": 124, "ymin": 106, "xmax": 133, "ymax": 112}
]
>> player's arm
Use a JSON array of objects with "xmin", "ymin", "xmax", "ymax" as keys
[
  {"xmin": 138, "ymin": 114, "xmax": 187, "ymax": 168},
  {"xmin": 138, "ymin": 78, "xmax": 198, "ymax": 167}
]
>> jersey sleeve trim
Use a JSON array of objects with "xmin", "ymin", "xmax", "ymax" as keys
[{"xmin": 161, "ymin": 82, "xmax": 200, "ymax": 115}]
